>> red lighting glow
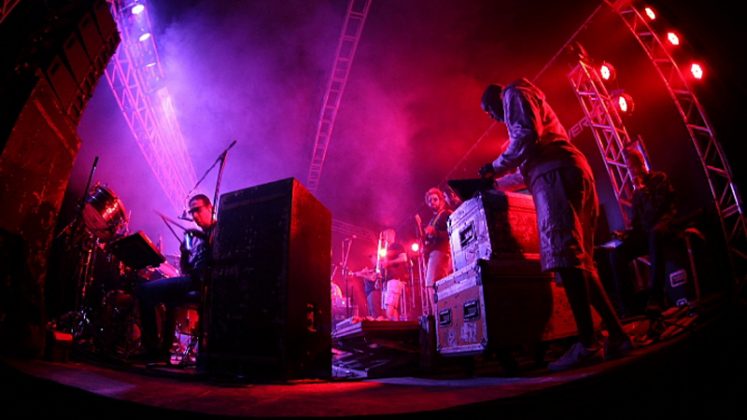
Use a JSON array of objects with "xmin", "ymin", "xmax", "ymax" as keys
[
  {"xmin": 644, "ymin": 7, "xmax": 656, "ymax": 20},
  {"xmin": 690, "ymin": 62, "xmax": 704, "ymax": 80},
  {"xmin": 131, "ymin": 4, "xmax": 145, "ymax": 15},
  {"xmin": 410, "ymin": 242, "xmax": 420, "ymax": 252},
  {"xmin": 666, "ymin": 32, "xmax": 680, "ymax": 46},
  {"xmin": 615, "ymin": 93, "xmax": 635, "ymax": 114},
  {"xmin": 599, "ymin": 62, "xmax": 616, "ymax": 81}
]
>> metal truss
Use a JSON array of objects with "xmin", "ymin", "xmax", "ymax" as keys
[
  {"xmin": 0, "ymin": 0, "xmax": 20, "ymax": 23},
  {"xmin": 332, "ymin": 218, "xmax": 376, "ymax": 243},
  {"xmin": 568, "ymin": 60, "xmax": 637, "ymax": 226},
  {"xmin": 610, "ymin": 0, "xmax": 746, "ymax": 284},
  {"xmin": 306, "ymin": 0, "xmax": 371, "ymax": 194},
  {"xmin": 104, "ymin": 0, "xmax": 196, "ymax": 212}
]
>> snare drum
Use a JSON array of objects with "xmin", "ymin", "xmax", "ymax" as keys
[{"xmin": 83, "ymin": 185, "xmax": 127, "ymax": 240}]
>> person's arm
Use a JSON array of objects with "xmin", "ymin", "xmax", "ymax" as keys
[
  {"xmin": 492, "ymin": 88, "xmax": 540, "ymax": 178},
  {"xmin": 494, "ymin": 170, "xmax": 527, "ymax": 191}
]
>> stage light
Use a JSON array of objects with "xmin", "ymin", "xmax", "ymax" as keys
[
  {"xmin": 131, "ymin": 4, "xmax": 145, "ymax": 15},
  {"xmin": 139, "ymin": 32, "xmax": 151, "ymax": 42},
  {"xmin": 611, "ymin": 91, "xmax": 635, "ymax": 115},
  {"xmin": 643, "ymin": 6, "xmax": 656, "ymax": 21},
  {"xmin": 598, "ymin": 61, "xmax": 616, "ymax": 81},
  {"xmin": 410, "ymin": 242, "xmax": 420, "ymax": 252},
  {"xmin": 666, "ymin": 31, "xmax": 680, "ymax": 46},
  {"xmin": 378, "ymin": 248, "xmax": 387, "ymax": 258},
  {"xmin": 690, "ymin": 62, "xmax": 704, "ymax": 80}
]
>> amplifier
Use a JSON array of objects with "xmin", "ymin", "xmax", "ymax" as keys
[
  {"xmin": 447, "ymin": 190, "xmax": 539, "ymax": 272},
  {"xmin": 200, "ymin": 178, "xmax": 332, "ymax": 379}
]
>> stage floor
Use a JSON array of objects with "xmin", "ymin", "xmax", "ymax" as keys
[{"xmin": 2, "ymin": 297, "xmax": 744, "ymax": 418}]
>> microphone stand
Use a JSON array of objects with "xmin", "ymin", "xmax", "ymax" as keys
[
  {"xmin": 211, "ymin": 140, "xmax": 236, "ymax": 223},
  {"xmin": 182, "ymin": 140, "xmax": 237, "ymax": 220},
  {"xmin": 156, "ymin": 211, "xmax": 189, "ymax": 246},
  {"xmin": 340, "ymin": 237, "xmax": 354, "ymax": 318}
]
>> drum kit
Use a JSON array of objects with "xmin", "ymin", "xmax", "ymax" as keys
[{"xmin": 56, "ymin": 183, "xmax": 166, "ymax": 359}]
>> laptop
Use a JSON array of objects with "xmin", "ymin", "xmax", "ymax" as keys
[{"xmin": 447, "ymin": 178, "xmax": 495, "ymax": 201}]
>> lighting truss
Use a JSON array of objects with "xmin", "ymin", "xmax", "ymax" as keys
[
  {"xmin": 306, "ymin": 0, "xmax": 371, "ymax": 194},
  {"xmin": 568, "ymin": 60, "xmax": 637, "ymax": 226},
  {"xmin": 0, "ymin": 0, "xmax": 20, "ymax": 23},
  {"xmin": 104, "ymin": 0, "xmax": 196, "ymax": 212},
  {"xmin": 610, "ymin": 0, "xmax": 746, "ymax": 284},
  {"xmin": 332, "ymin": 218, "xmax": 376, "ymax": 243}
]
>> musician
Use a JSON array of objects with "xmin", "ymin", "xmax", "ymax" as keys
[
  {"xmin": 379, "ymin": 228, "xmax": 408, "ymax": 321},
  {"xmin": 135, "ymin": 194, "xmax": 215, "ymax": 362},
  {"xmin": 356, "ymin": 254, "xmax": 383, "ymax": 319},
  {"xmin": 421, "ymin": 187, "xmax": 453, "ymax": 315}
]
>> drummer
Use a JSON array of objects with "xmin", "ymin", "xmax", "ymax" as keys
[{"xmin": 134, "ymin": 194, "xmax": 216, "ymax": 363}]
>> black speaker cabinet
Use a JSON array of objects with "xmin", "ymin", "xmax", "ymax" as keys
[{"xmin": 200, "ymin": 178, "xmax": 332, "ymax": 379}]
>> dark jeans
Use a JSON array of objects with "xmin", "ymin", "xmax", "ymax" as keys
[
  {"xmin": 607, "ymin": 226, "xmax": 676, "ymax": 315},
  {"xmin": 136, "ymin": 275, "xmax": 196, "ymax": 356}
]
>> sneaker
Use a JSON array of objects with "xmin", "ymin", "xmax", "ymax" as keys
[
  {"xmin": 603, "ymin": 334, "xmax": 633, "ymax": 360},
  {"xmin": 548, "ymin": 342, "xmax": 602, "ymax": 372}
]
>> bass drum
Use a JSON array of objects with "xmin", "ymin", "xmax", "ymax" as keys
[
  {"xmin": 94, "ymin": 289, "xmax": 141, "ymax": 359},
  {"xmin": 83, "ymin": 185, "xmax": 127, "ymax": 241}
]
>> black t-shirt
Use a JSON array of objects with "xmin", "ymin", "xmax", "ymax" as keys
[
  {"xmin": 631, "ymin": 171, "xmax": 676, "ymax": 233},
  {"xmin": 384, "ymin": 242, "xmax": 407, "ymax": 280}
]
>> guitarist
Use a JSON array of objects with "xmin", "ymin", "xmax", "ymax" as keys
[{"xmin": 420, "ymin": 188, "xmax": 453, "ymax": 315}]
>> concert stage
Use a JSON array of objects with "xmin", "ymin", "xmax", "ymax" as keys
[{"xmin": 2, "ymin": 297, "xmax": 744, "ymax": 419}]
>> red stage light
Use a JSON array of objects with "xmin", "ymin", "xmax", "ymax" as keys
[
  {"xmin": 612, "ymin": 92, "xmax": 635, "ymax": 114},
  {"xmin": 690, "ymin": 62, "xmax": 704, "ymax": 80},
  {"xmin": 644, "ymin": 6, "xmax": 656, "ymax": 20},
  {"xmin": 378, "ymin": 248, "xmax": 387, "ymax": 258},
  {"xmin": 666, "ymin": 32, "xmax": 680, "ymax": 46},
  {"xmin": 599, "ymin": 62, "xmax": 616, "ymax": 81},
  {"xmin": 410, "ymin": 242, "xmax": 420, "ymax": 252}
]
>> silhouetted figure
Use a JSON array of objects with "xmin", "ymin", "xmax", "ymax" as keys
[
  {"xmin": 607, "ymin": 146, "xmax": 677, "ymax": 317},
  {"xmin": 479, "ymin": 79, "xmax": 631, "ymax": 371}
]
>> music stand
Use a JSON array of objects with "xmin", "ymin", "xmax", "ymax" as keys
[{"xmin": 109, "ymin": 231, "xmax": 165, "ymax": 270}]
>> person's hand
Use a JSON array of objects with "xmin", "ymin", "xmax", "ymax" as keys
[{"xmin": 478, "ymin": 162, "xmax": 496, "ymax": 179}]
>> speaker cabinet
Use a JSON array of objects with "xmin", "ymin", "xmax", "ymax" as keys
[{"xmin": 200, "ymin": 178, "xmax": 332, "ymax": 379}]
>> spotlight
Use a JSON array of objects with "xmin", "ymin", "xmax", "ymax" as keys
[
  {"xmin": 690, "ymin": 62, "xmax": 704, "ymax": 80},
  {"xmin": 598, "ymin": 61, "xmax": 616, "ymax": 81},
  {"xmin": 643, "ymin": 6, "xmax": 656, "ymax": 21},
  {"xmin": 139, "ymin": 32, "xmax": 151, "ymax": 42},
  {"xmin": 612, "ymin": 92, "xmax": 635, "ymax": 115},
  {"xmin": 378, "ymin": 248, "xmax": 387, "ymax": 258},
  {"xmin": 666, "ymin": 31, "xmax": 680, "ymax": 46},
  {"xmin": 410, "ymin": 242, "xmax": 420, "ymax": 252},
  {"xmin": 131, "ymin": 4, "xmax": 145, "ymax": 15}
]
